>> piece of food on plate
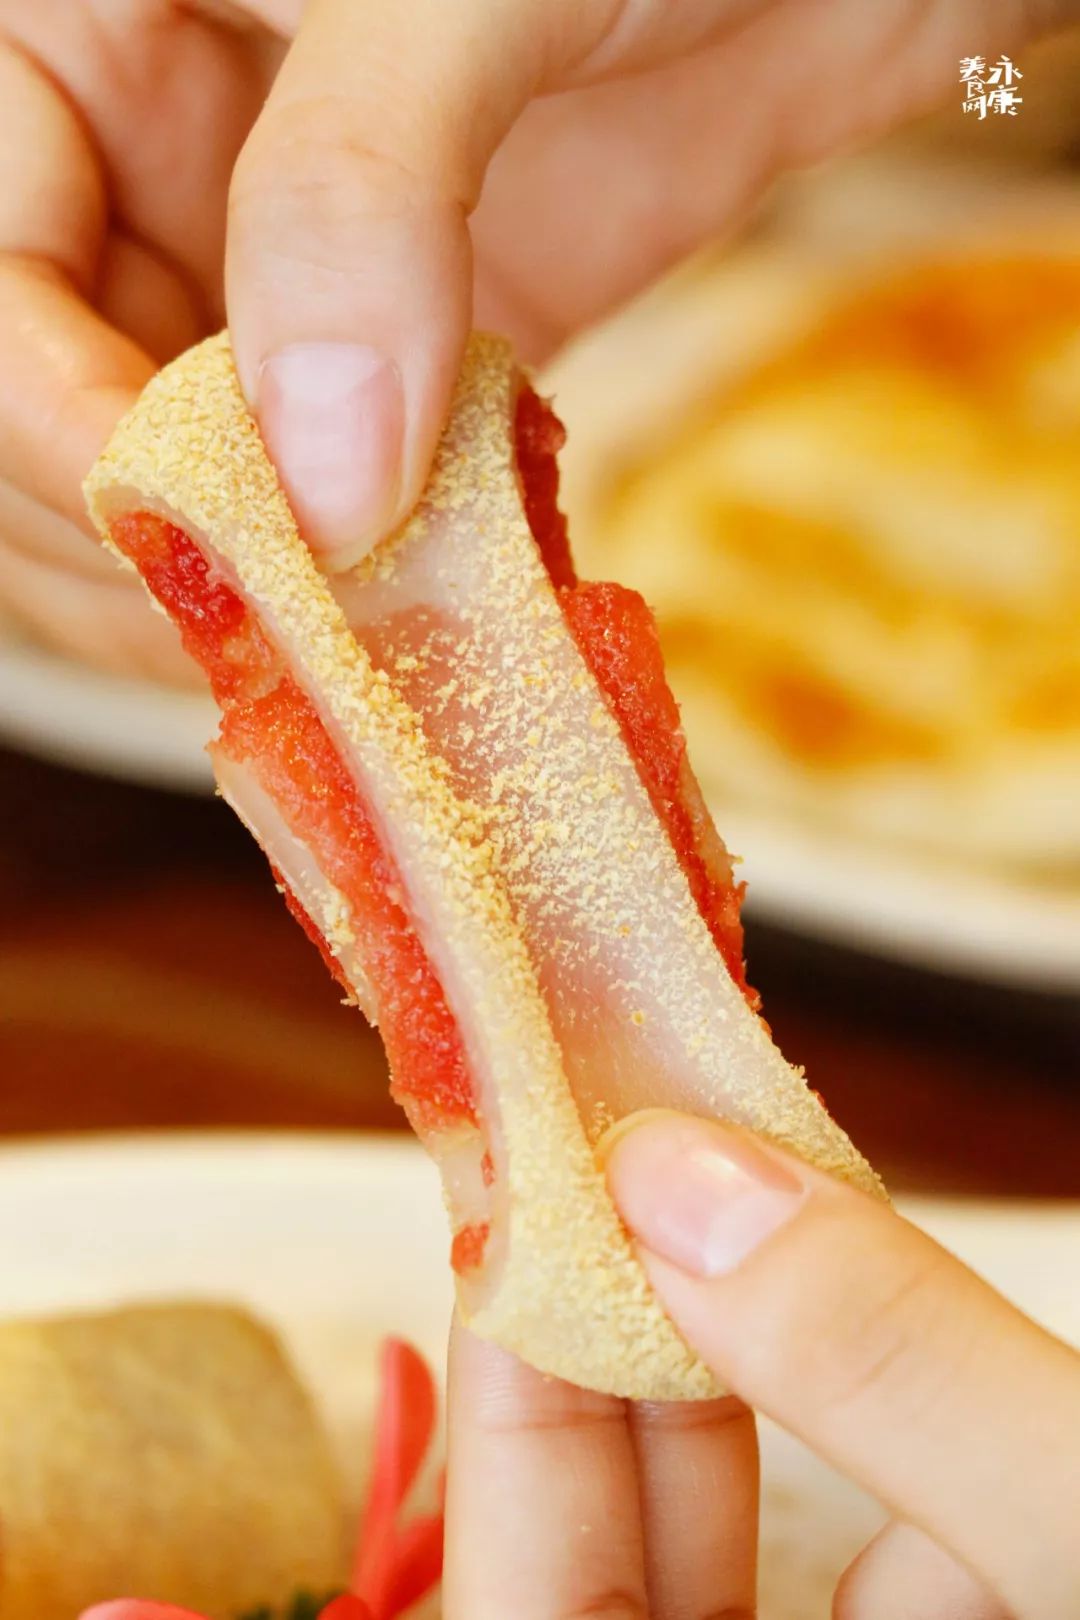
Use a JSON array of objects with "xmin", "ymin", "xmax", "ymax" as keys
[
  {"xmin": 554, "ymin": 248, "xmax": 1080, "ymax": 867},
  {"xmin": 74, "ymin": 1336, "xmax": 445, "ymax": 1620},
  {"xmin": 0, "ymin": 1303, "xmax": 344, "ymax": 1620},
  {"xmin": 85, "ymin": 333, "xmax": 883, "ymax": 1403}
]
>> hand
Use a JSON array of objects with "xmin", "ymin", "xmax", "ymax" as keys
[
  {"xmin": 445, "ymin": 1110, "xmax": 1080, "ymax": 1619},
  {"xmin": 1, "ymin": 1, "xmax": 1075, "ymax": 677}
]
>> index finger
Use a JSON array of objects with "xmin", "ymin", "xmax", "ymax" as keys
[
  {"xmin": 446, "ymin": 1318, "xmax": 761, "ymax": 1620},
  {"xmin": 0, "ymin": 38, "xmax": 152, "ymax": 533},
  {"xmin": 0, "ymin": 262, "xmax": 152, "ymax": 533},
  {"xmin": 444, "ymin": 1318, "xmax": 649, "ymax": 1620}
]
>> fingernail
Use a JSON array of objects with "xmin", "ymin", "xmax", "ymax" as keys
[
  {"xmin": 258, "ymin": 343, "xmax": 403, "ymax": 571},
  {"xmin": 605, "ymin": 1112, "xmax": 806, "ymax": 1278}
]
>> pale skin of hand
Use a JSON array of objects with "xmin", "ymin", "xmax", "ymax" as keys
[
  {"xmin": 0, "ymin": 0, "xmax": 1074, "ymax": 678},
  {"xmin": 447, "ymin": 1111, "xmax": 1080, "ymax": 1620}
]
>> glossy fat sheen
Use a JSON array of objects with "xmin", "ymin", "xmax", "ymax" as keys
[
  {"xmin": 86, "ymin": 332, "xmax": 883, "ymax": 1400},
  {"xmin": 337, "ymin": 344, "xmax": 883, "ymax": 1175}
]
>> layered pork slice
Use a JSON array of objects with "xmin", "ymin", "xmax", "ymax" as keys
[{"xmin": 86, "ymin": 332, "xmax": 881, "ymax": 1402}]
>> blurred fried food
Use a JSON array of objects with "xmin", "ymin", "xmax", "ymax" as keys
[
  {"xmin": 0, "ymin": 1303, "xmax": 345, "ymax": 1620},
  {"xmin": 555, "ymin": 179, "xmax": 1080, "ymax": 867}
]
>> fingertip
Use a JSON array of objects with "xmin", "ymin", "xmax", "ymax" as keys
[
  {"xmin": 603, "ymin": 1109, "xmax": 807, "ymax": 1280},
  {"xmin": 257, "ymin": 341, "xmax": 405, "ymax": 572},
  {"xmin": 228, "ymin": 209, "xmax": 471, "ymax": 575}
]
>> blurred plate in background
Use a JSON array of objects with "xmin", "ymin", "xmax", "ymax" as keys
[
  {"xmin": 0, "ymin": 627, "xmax": 213, "ymax": 792},
  {"xmin": 720, "ymin": 804, "xmax": 1080, "ymax": 992}
]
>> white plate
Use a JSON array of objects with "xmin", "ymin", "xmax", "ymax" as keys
[
  {"xmin": 0, "ymin": 1132, "xmax": 1075, "ymax": 1620},
  {"xmin": 719, "ymin": 805, "xmax": 1080, "ymax": 992}
]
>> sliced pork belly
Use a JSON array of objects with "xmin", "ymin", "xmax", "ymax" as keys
[{"xmin": 85, "ymin": 332, "xmax": 882, "ymax": 1402}]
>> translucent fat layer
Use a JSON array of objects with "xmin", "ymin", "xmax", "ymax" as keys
[{"xmin": 108, "ymin": 510, "xmax": 493, "ymax": 1269}]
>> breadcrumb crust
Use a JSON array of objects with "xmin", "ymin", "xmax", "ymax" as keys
[{"xmin": 85, "ymin": 332, "xmax": 882, "ymax": 1401}]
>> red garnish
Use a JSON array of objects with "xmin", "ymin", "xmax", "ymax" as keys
[
  {"xmin": 79, "ymin": 1340, "xmax": 443, "ymax": 1620},
  {"xmin": 351, "ymin": 1339, "xmax": 443, "ymax": 1619},
  {"xmin": 80, "ymin": 1607, "xmax": 209, "ymax": 1620}
]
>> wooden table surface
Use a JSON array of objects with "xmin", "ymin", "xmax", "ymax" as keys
[{"xmin": 2, "ymin": 742, "xmax": 1077, "ymax": 1198}]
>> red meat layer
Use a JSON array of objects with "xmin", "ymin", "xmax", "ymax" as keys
[
  {"xmin": 515, "ymin": 387, "xmax": 756, "ymax": 1008},
  {"xmin": 109, "ymin": 512, "xmax": 475, "ymax": 1129},
  {"xmin": 107, "ymin": 375, "xmax": 756, "ymax": 1270}
]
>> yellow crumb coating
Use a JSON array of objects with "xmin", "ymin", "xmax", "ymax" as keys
[{"xmin": 86, "ymin": 334, "xmax": 882, "ymax": 1401}]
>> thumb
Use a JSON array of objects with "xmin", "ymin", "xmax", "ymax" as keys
[
  {"xmin": 604, "ymin": 1110, "xmax": 1080, "ymax": 1619},
  {"xmin": 226, "ymin": 0, "xmax": 599, "ymax": 571},
  {"xmin": 226, "ymin": 0, "xmax": 741, "ymax": 571},
  {"xmin": 226, "ymin": 0, "xmax": 533, "ymax": 570}
]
